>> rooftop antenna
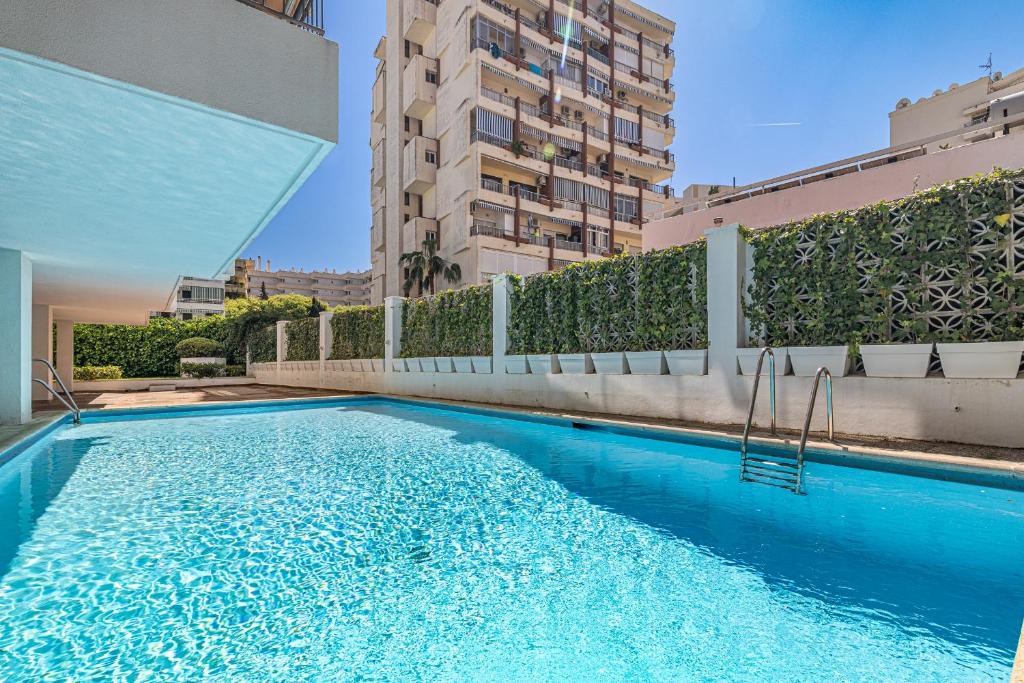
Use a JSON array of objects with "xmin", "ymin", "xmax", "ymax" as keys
[{"xmin": 979, "ymin": 52, "xmax": 992, "ymax": 78}]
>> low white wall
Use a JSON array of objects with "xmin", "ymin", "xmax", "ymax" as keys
[
  {"xmin": 251, "ymin": 363, "xmax": 1023, "ymax": 449},
  {"xmin": 76, "ymin": 377, "xmax": 254, "ymax": 392},
  {"xmin": 250, "ymin": 227, "xmax": 1024, "ymax": 450}
]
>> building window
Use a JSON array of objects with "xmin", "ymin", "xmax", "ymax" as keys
[
  {"xmin": 404, "ymin": 192, "xmax": 410, "ymax": 206},
  {"xmin": 425, "ymin": 150, "xmax": 436, "ymax": 164},
  {"xmin": 181, "ymin": 313, "xmax": 193, "ymax": 321},
  {"xmin": 425, "ymin": 70, "xmax": 437, "ymax": 85},
  {"xmin": 404, "ymin": 40, "xmax": 410, "ymax": 58},
  {"xmin": 404, "ymin": 116, "xmax": 410, "ymax": 132},
  {"xmin": 405, "ymin": 213, "xmax": 411, "ymax": 224}
]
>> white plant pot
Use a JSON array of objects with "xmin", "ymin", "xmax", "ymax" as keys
[
  {"xmin": 406, "ymin": 359, "xmax": 422, "ymax": 373},
  {"xmin": 370, "ymin": 359, "xmax": 383, "ymax": 372},
  {"xmin": 527, "ymin": 354, "xmax": 560, "ymax": 374},
  {"xmin": 392, "ymin": 359, "xmax": 407, "ymax": 372},
  {"xmin": 354, "ymin": 359, "xmax": 369, "ymax": 372},
  {"xmin": 625, "ymin": 351, "xmax": 666, "ymax": 375},
  {"xmin": 471, "ymin": 356, "xmax": 493, "ymax": 374},
  {"xmin": 181, "ymin": 356, "xmax": 226, "ymax": 365},
  {"xmin": 860, "ymin": 343, "xmax": 933, "ymax": 378},
  {"xmin": 664, "ymin": 349, "xmax": 707, "ymax": 376},
  {"xmin": 789, "ymin": 345, "xmax": 850, "ymax": 377},
  {"xmin": 453, "ymin": 357, "xmax": 474, "ymax": 373},
  {"xmin": 505, "ymin": 354, "xmax": 530, "ymax": 374},
  {"xmin": 345, "ymin": 359, "xmax": 359, "ymax": 372},
  {"xmin": 737, "ymin": 347, "xmax": 790, "ymax": 376},
  {"xmin": 557, "ymin": 353, "xmax": 594, "ymax": 374},
  {"xmin": 418, "ymin": 357, "xmax": 437, "ymax": 373},
  {"xmin": 434, "ymin": 357, "xmax": 454, "ymax": 373},
  {"xmin": 591, "ymin": 352, "xmax": 629, "ymax": 375},
  {"xmin": 937, "ymin": 341, "xmax": 1024, "ymax": 379}
]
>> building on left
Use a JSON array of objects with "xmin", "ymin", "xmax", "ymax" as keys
[
  {"xmin": 0, "ymin": 0, "xmax": 338, "ymax": 424},
  {"xmin": 151, "ymin": 276, "xmax": 228, "ymax": 320}
]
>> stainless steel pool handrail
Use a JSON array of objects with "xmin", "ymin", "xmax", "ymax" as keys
[
  {"xmin": 739, "ymin": 347, "xmax": 776, "ymax": 466},
  {"xmin": 794, "ymin": 366, "xmax": 835, "ymax": 495},
  {"xmin": 32, "ymin": 358, "xmax": 81, "ymax": 424}
]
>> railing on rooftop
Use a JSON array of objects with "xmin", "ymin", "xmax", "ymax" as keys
[{"xmin": 234, "ymin": 0, "xmax": 325, "ymax": 35}]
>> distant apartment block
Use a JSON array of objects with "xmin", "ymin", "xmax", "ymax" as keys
[
  {"xmin": 151, "ymin": 276, "xmax": 227, "ymax": 321},
  {"xmin": 649, "ymin": 65, "xmax": 1024, "ymax": 245},
  {"xmin": 370, "ymin": 0, "xmax": 677, "ymax": 302},
  {"xmin": 231, "ymin": 257, "xmax": 372, "ymax": 307}
]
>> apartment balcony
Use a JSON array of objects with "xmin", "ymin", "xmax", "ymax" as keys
[
  {"xmin": 403, "ymin": 216, "xmax": 438, "ymax": 251},
  {"xmin": 372, "ymin": 207, "xmax": 385, "ymax": 253},
  {"xmin": 403, "ymin": 136, "xmax": 438, "ymax": 194},
  {"xmin": 236, "ymin": 0, "xmax": 325, "ymax": 34},
  {"xmin": 372, "ymin": 141, "xmax": 386, "ymax": 187},
  {"xmin": 403, "ymin": 54, "xmax": 437, "ymax": 119},
  {"xmin": 403, "ymin": 0, "xmax": 438, "ymax": 45},
  {"xmin": 373, "ymin": 71, "xmax": 386, "ymax": 124}
]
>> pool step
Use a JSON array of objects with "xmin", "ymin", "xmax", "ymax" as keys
[{"xmin": 740, "ymin": 454, "xmax": 804, "ymax": 493}]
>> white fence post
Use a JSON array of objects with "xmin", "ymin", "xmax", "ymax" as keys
[
  {"xmin": 705, "ymin": 224, "xmax": 746, "ymax": 377},
  {"xmin": 384, "ymin": 297, "xmax": 404, "ymax": 373},
  {"xmin": 319, "ymin": 311, "xmax": 333, "ymax": 386},
  {"xmin": 275, "ymin": 320, "xmax": 288, "ymax": 384},
  {"xmin": 492, "ymin": 274, "xmax": 510, "ymax": 374}
]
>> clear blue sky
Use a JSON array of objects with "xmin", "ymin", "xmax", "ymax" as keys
[{"xmin": 244, "ymin": 0, "xmax": 1024, "ymax": 273}]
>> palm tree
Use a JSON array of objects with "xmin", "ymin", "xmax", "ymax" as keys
[{"xmin": 399, "ymin": 239, "xmax": 461, "ymax": 297}]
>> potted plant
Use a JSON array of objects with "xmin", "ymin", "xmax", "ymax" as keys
[
  {"xmin": 788, "ymin": 343, "xmax": 850, "ymax": 377},
  {"xmin": 556, "ymin": 352, "xmax": 594, "ymax": 374},
  {"xmin": 664, "ymin": 348, "xmax": 707, "ymax": 376},
  {"xmin": 505, "ymin": 354, "xmax": 530, "ymax": 374},
  {"xmin": 737, "ymin": 346, "xmax": 791, "ymax": 376},
  {"xmin": 626, "ymin": 349, "xmax": 666, "ymax": 374},
  {"xmin": 418, "ymin": 357, "xmax": 437, "ymax": 372},
  {"xmin": 453, "ymin": 357, "xmax": 474, "ymax": 373},
  {"xmin": 591, "ymin": 349, "xmax": 628, "ymax": 374},
  {"xmin": 860, "ymin": 319, "xmax": 933, "ymax": 378},
  {"xmin": 471, "ymin": 356, "xmax": 493, "ymax": 373},
  {"xmin": 175, "ymin": 337, "xmax": 226, "ymax": 378},
  {"xmin": 434, "ymin": 357, "xmax": 454, "ymax": 373},
  {"xmin": 527, "ymin": 352, "xmax": 560, "ymax": 374},
  {"xmin": 391, "ymin": 358, "xmax": 407, "ymax": 372}
]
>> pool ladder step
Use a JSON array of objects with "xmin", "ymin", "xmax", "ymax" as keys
[{"xmin": 738, "ymin": 348, "xmax": 834, "ymax": 495}]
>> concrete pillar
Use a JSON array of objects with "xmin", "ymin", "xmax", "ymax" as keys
[
  {"xmin": 492, "ymin": 274, "xmax": 510, "ymax": 372},
  {"xmin": 318, "ymin": 311, "xmax": 333, "ymax": 386},
  {"xmin": 55, "ymin": 320, "xmax": 75, "ymax": 393},
  {"xmin": 705, "ymin": 224, "xmax": 745, "ymax": 377},
  {"xmin": 31, "ymin": 304, "xmax": 53, "ymax": 401},
  {"xmin": 275, "ymin": 320, "xmax": 288, "ymax": 384},
  {"xmin": 384, "ymin": 296, "xmax": 404, "ymax": 373},
  {"xmin": 0, "ymin": 249, "xmax": 32, "ymax": 425}
]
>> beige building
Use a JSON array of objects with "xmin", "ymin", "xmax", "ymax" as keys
[
  {"xmin": 890, "ymin": 67, "xmax": 1024, "ymax": 152},
  {"xmin": 230, "ymin": 257, "xmax": 372, "ymax": 307},
  {"xmin": 370, "ymin": 0, "xmax": 677, "ymax": 302}
]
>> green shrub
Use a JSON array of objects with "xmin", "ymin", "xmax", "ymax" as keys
[
  {"xmin": 248, "ymin": 325, "xmax": 277, "ymax": 363},
  {"xmin": 745, "ymin": 168, "xmax": 1024, "ymax": 346},
  {"xmin": 180, "ymin": 362, "xmax": 226, "ymax": 379},
  {"xmin": 400, "ymin": 285, "xmax": 492, "ymax": 358},
  {"xmin": 73, "ymin": 365, "xmax": 123, "ymax": 381},
  {"xmin": 174, "ymin": 337, "xmax": 224, "ymax": 358},
  {"xmin": 285, "ymin": 318, "xmax": 320, "ymax": 361},
  {"xmin": 224, "ymin": 364, "xmax": 248, "ymax": 377},
  {"xmin": 330, "ymin": 305, "xmax": 385, "ymax": 360},
  {"xmin": 509, "ymin": 243, "xmax": 708, "ymax": 354}
]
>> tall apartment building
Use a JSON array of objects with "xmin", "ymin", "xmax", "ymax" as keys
[
  {"xmin": 231, "ymin": 257, "xmax": 373, "ymax": 307},
  {"xmin": 370, "ymin": 0, "xmax": 677, "ymax": 302}
]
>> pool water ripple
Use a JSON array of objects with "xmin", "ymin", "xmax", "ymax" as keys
[{"xmin": 0, "ymin": 402, "xmax": 1020, "ymax": 681}]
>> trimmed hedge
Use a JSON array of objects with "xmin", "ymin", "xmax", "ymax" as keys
[
  {"xmin": 330, "ymin": 305, "xmax": 385, "ymax": 360},
  {"xmin": 174, "ymin": 337, "xmax": 223, "ymax": 358},
  {"xmin": 74, "ymin": 316, "xmax": 229, "ymax": 378},
  {"xmin": 73, "ymin": 366, "xmax": 123, "ymax": 381},
  {"xmin": 180, "ymin": 362, "xmax": 226, "ymax": 379},
  {"xmin": 285, "ymin": 318, "xmax": 320, "ymax": 361},
  {"xmin": 249, "ymin": 325, "xmax": 277, "ymax": 363},
  {"xmin": 745, "ymin": 168, "xmax": 1024, "ymax": 346},
  {"xmin": 400, "ymin": 285, "xmax": 493, "ymax": 358},
  {"xmin": 509, "ymin": 244, "xmax": 708, "ymax": 354}
]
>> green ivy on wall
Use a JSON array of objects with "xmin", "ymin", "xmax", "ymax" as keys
[
  {"xmin": 508, "ymin": 243, "xmax": 708, "ymax": 354},
  {"xmin": 400, "ymin": 285, "xmax": 493, "ymax": 358},
  {"xmin": 285, "ymin": 317, "xmax": 320, "ymax": 361},
  {"xmin": 248, "ymin": 325, "xmax": 277, "ymax": 364},
  {"xmin": 330, "ymin": 305, "xmax": 385, "ymax": 360},
  {"xmin": 745, "ymin": 168, "xmax": 1024, "ymax": 347}
]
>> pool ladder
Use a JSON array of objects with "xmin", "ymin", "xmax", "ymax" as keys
[
  {"xmin": 739, "ymin": 349, "xmax": 834, "ymax": 495},
  {"xmin": 32, "ymin": 358, "xmax": 81, "ymax": 424}
]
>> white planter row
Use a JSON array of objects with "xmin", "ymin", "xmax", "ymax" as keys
[
  {"xmin": 329, "ymin": 358, "xmax": 384, "ymax": 372},
  {"xmin": 506, "ymin": 350, "xmax": 709, "ymax": 376},
  {"xmin": 393, "ymin": 357, "xmax": 493, "ymax": 374},
  {"xmin": 738, "ymin": 341, "xmax": 1024, "ymax": 379}
]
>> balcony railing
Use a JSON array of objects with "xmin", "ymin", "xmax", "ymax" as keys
[{"xmin": 234, "ymin": 0, "xmax": 325, "ymax": 35}]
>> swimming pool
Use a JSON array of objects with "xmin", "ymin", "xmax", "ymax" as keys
[{"xmin": 0, "ymin": 398, "xmax": 1021, "ymax": 680}]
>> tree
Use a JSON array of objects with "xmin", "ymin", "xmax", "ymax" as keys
[
  {"xmin": 259, "ymin": 282, "xmax": 269, "ymax": 300},
  {"xmin": 308, "ymin": 297, "xmax": 326, "ymax": 317},
  {"xmin": 399, "ymin": 239, "xmax": 462, "ymax": 297}
]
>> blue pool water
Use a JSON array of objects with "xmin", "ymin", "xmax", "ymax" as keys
[{"xmin": 0, "ymin": 399, "xmax": 1021, "ymax": 681}]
